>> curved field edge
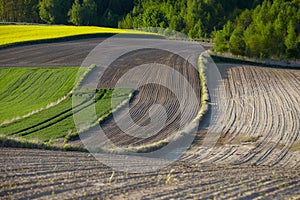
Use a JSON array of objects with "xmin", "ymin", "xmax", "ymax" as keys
[
  {"xmin": 116, "ymin": 52, "xmax": 209, "ymax": 153},
  {"xmin": 0, "ymin": 88, "xmax": 132, "ymax": 151},
  {"xmin": 0, "ymin": 67, "xmax": 81, "ymax": 125},
  {"xmin": 0, "ymin": 25, "xmax": 156, "ymax": 49},
  {"xmin": 0, "ymin": 65, "xmax": 133, "ymax": 151},
  {"xmin": 0, "ymin": 89, "xmax": 133, "ymax": 151},
  {"xmin": 0, "ymin": 135, "xmax": 87, "ymax": 152}
]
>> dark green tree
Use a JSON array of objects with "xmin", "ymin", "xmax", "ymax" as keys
[
  {"xmin": 23, "ymin": 0, "xmax": 40, "ymax": 22},
  {"xmin": 188, "ymin": 20, "xmax": 202, "ymax": 38},
  {"xmin": 82, "ymin": 0, "xmax": 97, "ymax": 25},
  {"xmin": 68, "ymin": 0, "xmax": 83, "ymax": 25},
  {"xmin": 118, "ymin": 13, "xmax": 133, "ymax": 29},
  {"xmin": 215, "ymin": 0, "xmax": 300, "ymax": 59},
  {"xmin": 39, "ymin": 0, "xmax": 72, "ymax": 24},
  {"xmin": 229, "ymin": 26, "xmax": 246, "ymax": 55},
  {"xmin": 69, "ymin": 0, "xmax": 97, "ymax": 26},
  {"xmin": 285, "ymin": 21, "xmax": 299, "ymax": 58}
]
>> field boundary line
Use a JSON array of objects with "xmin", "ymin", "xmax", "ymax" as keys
[
  {"xmin": 0, "ymin": 33, "xmax": 161, "ymax": 50},
  {"xmin": 210, "ymin": 51, "xmax": 300, "ymax": 69}
]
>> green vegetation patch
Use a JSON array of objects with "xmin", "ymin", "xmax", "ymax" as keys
[
  {"xmin": 0, "ymin": 88, "xmax": 132, "ymax": 142},
  {"xmin": 0, "ymin": 67, "xmax": 79, "ymax": 124},
  {"xmin": 214, "ymin": 0, "xmax": 300, "ymax": 59}
]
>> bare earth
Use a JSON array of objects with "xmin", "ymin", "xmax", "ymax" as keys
[
  {"xmin": 0, "ymin": 38, "xmax": 105, "ymax": 67},
  {"xmin": 1, "ymin": 148, "xmax": 300, "ymax": 199},
  {"xmin": 0, "ymin": 39, "xmax": 299, "ymax": 199},
  {"xmin": 184, "ymin": 64, "xmax": 300, "ymax": 168}
]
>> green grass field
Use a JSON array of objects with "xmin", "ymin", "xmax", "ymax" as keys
[
  {"xmin": 0, "ymin": 67, "xmax": 132, "ymax": 145},
  {"xmin": 0, "ymin": 25, "xmax": 144, "ymax": 47},
  {"xmin": 0, "ymin": 67, "xmax": 79, "ymax": 124},
  {"xmin": 0, "ymin": 88, "xmax": 132, "ymax": 142}
]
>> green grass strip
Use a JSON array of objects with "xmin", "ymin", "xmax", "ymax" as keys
[
  {"xmin": 0, "ymin": 88, "xmax": 132, "ymax": 142},
  {"xmin": 0, "ymin": 67, "xmax": 79, "ymax": 124}
]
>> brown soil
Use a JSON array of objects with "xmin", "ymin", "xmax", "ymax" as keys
[
  {"xmin": 0, "ymin": 38, "xmax": 105, "ymax": 67},
  {"xmin": 184, "ymin": 64, "xmax": 300, "ymax": 168},
  {"xmin": 1, "ymin": 148, "xmax": 299, "ymax": 199}
]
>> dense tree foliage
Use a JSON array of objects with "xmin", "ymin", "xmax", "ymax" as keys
[
  {"xmin": 0, "ymin": 0, "xmax": 134, "ymax": 26},
  {"xmin": 39, "ymin": 0, "xmax": 72, "ymax": 24},
  {"xmin": 0, "ymin": 0, "xmax": 298, "ymax": 59},
  {"xmin": 118, "ymin": 0, "xmax": 262, "ymax": 38},
  {"xmin": 0, "ymin": 0, "xmax": 41, "ymax": 23},
  {"xmin": 68, "ymin": 0, "xmax": 97, "ymax": 25},
  {"xmin": 0, "ymin": 0, "xmax": 260, "ymax": 32},
  {"xmin": 214, "ymin": 0, "xmax": 300, "ymax": 59}
]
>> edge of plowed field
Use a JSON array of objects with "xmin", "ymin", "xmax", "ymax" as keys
[
  {"xmin": 0, "ymin": 33, "xmax": 163, "ymax": 50},
  {"xmin": 117, "ymin": 52, "xmax": 209, "ymax": 153}
]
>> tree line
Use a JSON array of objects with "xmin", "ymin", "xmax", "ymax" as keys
[
  {"xmin": 214, "ymin": 0, "xmax": 300, "ymax": 59},
  {"xmin": 0, "ymin": 0, "xmax": 261, "ymax": 33},
  {"xmin": 118, "ymin": 0, "xmax": 262, "ymax": 38},
  {"xmin": 1, "ymin": 0, "xmax": 299, "ymax": 59},
  {"xmin": 0, "ymin": 0, "xmax": 134, "ymax": 26}
]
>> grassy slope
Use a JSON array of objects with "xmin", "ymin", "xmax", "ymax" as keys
[
  {"xmin": 0, "ymin": 88, "xmax": 132, "ymax": 142},
  {"xmin": 0, "ymin": 67, "xmax": 79, "ymax": 124},
  {"xmin": 0, "ymin": 66, "xmax": 132, "ymax": 146},
  {"xmin": 0, "ymin": 25, "xmax": 144, "ymax": 47}
]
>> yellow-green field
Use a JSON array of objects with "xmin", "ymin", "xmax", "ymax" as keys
[{"xmin": 0, "ymin": 25, "xmax": 144, "ymax": 47}]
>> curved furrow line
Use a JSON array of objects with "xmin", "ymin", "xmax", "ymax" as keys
[
  {"xmin": 243, "ymin": 67, "xmax": 259, "ymax": 137},
  {"xmin": 246, "ymin": 67, "xmax": 292, "ymax": 164},
  {"xmin": 254, "ymin": 78, "xmax": 280, "ymax": 166},
  {"xmin": 223, "ymin": 100, "xmax": 237, "ymax": 140},
  {"xmin": 202, "ymin": 65, "xmax": 300, "ymax": 167},
  {"xmin": 94, "ymin": 48, "xmax": 201, "ymax": 148},
  {"xmin": 262, "ymin": 70, "xmax": 299, "ymax": 166},
  {"xmin": 243, "ymin": 179, "xmax": 300, "ymax": 200},
  {"xmin": 264, "ymin": 184, "xmax": 300, "ymax": 200}
]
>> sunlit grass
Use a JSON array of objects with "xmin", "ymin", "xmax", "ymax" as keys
[
  {"xmin": 0, "ymin": 88, "xmax": 132, "ymax": 142},
  {"xmin": 0, "ymin": 67, "xmax": 132, "ymax": 143},
  {"xmin": 0, "ymin": 67, "xmax": 79, "ymax": 124}
]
